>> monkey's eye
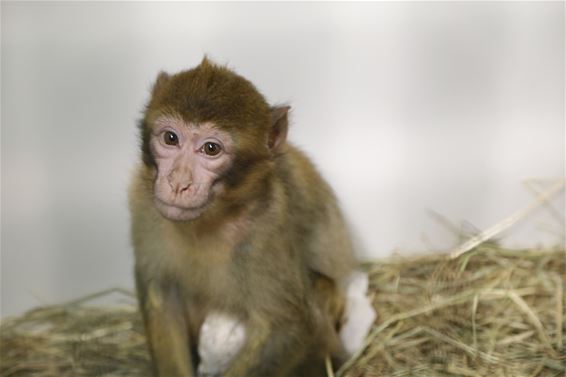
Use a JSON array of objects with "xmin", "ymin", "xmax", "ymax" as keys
[
  {"xmin": 163, "ymin": 131, "xmax": 179, "ymax": 146},
  {"xmin": 201, "ymin": 142, "xmax": 222, "ymax": 156}
]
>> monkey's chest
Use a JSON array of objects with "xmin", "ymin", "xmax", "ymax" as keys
[
  {"xmin": 160, "ymin": 225, "xmax": 253, "ymax": 315},
  {"xmin": 175, "ymin": 253, "xmax": 246, "ymax": 316}
]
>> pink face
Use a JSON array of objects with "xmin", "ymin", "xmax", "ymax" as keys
[{"xmin": 149, "ymin": 116, "xmax": 235, "ymax": 221}]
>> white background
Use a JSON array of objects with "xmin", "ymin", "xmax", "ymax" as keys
[{"xmin": 2, "ymin": 2, "xmax": 564, "ymax": 317}]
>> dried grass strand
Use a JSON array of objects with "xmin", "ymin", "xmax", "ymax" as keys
[{"xmin": 450, "ymin": 179, "xmax": 565, "ymax": 259}]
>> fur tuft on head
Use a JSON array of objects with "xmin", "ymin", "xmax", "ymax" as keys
[
  {"xmin": 199, "ymin": 54, "xmax": 213, "ymax": 69},
  {"xmin": 146, "ymin": 57, "xmax": 271, "ymax": 135}
]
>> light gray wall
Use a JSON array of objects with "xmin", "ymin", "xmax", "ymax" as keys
[{"xmin": 2, "ymin": 2, "xmax": 564, "ymax": 317}]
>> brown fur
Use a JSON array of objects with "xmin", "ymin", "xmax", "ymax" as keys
[{"xmin": 130, "ymin": 58, "xmax": 356, "ymax": 377}]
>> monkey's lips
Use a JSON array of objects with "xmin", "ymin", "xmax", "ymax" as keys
[{"xmin": 154, "ymin": 197, "xmax": 209, "ymax": 221}]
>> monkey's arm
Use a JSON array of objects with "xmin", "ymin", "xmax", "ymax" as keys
[{"xmin": 136, "ymin": 270, "xmax": 195, "ymax": 377}]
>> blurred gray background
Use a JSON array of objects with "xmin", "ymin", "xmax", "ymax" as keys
[{"xmin": 1, "ymin": 2, "xmax": 564, "ymax": 318}]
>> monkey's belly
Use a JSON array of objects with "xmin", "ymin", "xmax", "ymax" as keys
[{"xmin": 197, "ymin": 312, "xmax": 246, "ymax": 377}]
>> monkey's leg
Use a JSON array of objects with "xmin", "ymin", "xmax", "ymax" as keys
[
  {"xmin": 136, "ymin": 273, "xmax": 195, "ymax": 377},
  {"xmin": 220, "ymin": 315, "xmax": 315, "ymax": 377}
]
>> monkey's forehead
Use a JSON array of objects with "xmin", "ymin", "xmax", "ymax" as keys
[
  {"xmin": 150, "ymin": 116, "xmax": 230, "ymax": 137},
  {"xmin": 145, "ymin": 106, "xmax": 270, "ymax": 137},
  {"xmin": 147, "ymin": 66, "xmax": 271, "ymax": 131}
]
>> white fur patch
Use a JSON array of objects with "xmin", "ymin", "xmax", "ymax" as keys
[
  {"xmin": 339, "ymin": 271, "xmax": 377, "ymax": 355},
  {"xmin": 197, "ymin": 312, "xmax": 246, "ymax": 377}
]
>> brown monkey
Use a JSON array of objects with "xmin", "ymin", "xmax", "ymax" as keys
[{"xmin": 129, "ymin": 57, "xmax": 356, "ymax": 377}]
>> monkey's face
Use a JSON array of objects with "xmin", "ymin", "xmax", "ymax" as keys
[{"xmin": 149, "ymin": 115, "xmax": 235, "ymax": 221}]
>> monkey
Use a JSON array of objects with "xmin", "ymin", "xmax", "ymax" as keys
[{"xmin": 129, "ymin": 57, "xmax": 357, "ymax": 377}]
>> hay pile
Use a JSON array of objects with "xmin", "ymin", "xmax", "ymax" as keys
[
  {"xmin": 339, "ymin": 245, "xmax": 565, "ymax": 377},
  {"xmin": 0, "ymin": 289, "xmax": 150, "ymax": 376},
  {"xmin": 1, "ymin": 245, "xmax": 564, "ymax": 377}
]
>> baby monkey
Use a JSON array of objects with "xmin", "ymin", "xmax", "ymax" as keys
[{"xmin": 129, "ymin": 58, "xmax": 357, "ymax": 377}]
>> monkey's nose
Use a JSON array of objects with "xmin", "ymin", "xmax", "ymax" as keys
[
  {"xmin": 167, "ymin": 176, "xmax": 192, "ymax": 195},
  {"xmin": 167, "ymin": 170, "xmax": 193, "ymax": 195},
  {"xmin": 172, "ymin": 181, "xmax": 191, "ymax": 195},
  {"xmin": 178, "ymin": 182, "xmax": 191, "ymax": 194}
]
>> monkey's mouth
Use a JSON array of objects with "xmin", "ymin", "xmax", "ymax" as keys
[{"xmin": 154, "ymin": 197, "xmax": 209, "ymax": 221}]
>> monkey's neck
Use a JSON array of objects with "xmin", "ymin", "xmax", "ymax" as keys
[{"xmin": 170, "ymin": 199, "xmax": 257, "ymax": 242}]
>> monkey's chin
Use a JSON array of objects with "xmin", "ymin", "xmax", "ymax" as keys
[{"xmin": 154, "ymin": 199, "xmax": 208, "ymax": 222}]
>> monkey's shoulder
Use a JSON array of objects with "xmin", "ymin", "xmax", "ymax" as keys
[{"xmin": 277, "ymin": 145, "xmax": 335, "ymax": 205}]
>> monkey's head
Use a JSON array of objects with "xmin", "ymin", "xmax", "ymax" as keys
[{"xmin": 139, "ymin": 58, "xmax": 289, "ymax": 221}]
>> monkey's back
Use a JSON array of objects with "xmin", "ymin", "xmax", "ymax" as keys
[{"xmin": 277, "ymin": 145, "xmax": 356, "ymax": 286}]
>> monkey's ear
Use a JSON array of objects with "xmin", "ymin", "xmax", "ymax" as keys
[
  {"xmin": 268, "ymin": 106, "xmax": 290, "ymax": 154},
  {"xmin": 152, "ymin": 71, "xmax": 170, "ymax": 95}
]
